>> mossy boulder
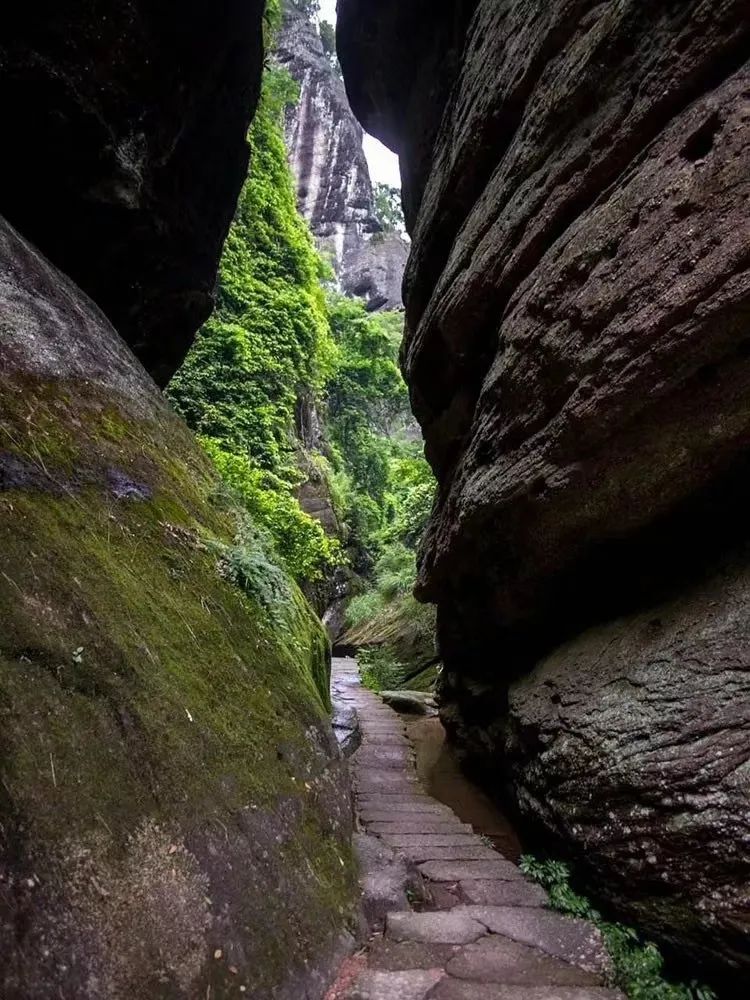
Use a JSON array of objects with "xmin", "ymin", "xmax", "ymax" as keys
[
  {"xmin": 343, "ymin": 595, "xmax": 439, "ymax": 691},
  {"xmin": 0, "ymin": 216, "xmax": 357, "ymax": 998}
]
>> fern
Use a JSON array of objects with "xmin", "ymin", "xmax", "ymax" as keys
[{"xmin": 519, "ymin": 856, "xmax": 717, "ymax": 1000}]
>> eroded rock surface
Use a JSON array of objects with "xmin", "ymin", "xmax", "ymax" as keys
[
  {"xmin": 503, "ymin": 554, "xmax": 750, "ymax": 975},
  {"xmin": 0, "ymin": 217, "xmax": 357, "ymax": 999},
  {"xmin": 338, "ymin": 0, "xmax": 750, "ymax": 980},
  {"xmin": 0, "ymin": 1, "xmax": 266, "ymax": 384},
  {"xmin": 277, "ymin": 2, "xmax": 408, "ymax": 310}
]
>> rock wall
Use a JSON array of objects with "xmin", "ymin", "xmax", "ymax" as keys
[
  {"xmin": 0, "ymin": 1, "xmax": 266, "ymax": 385},
  {"xmin": 338, "ymin": 0, "xmax": 750, "ymax": 982},
  {"xmin": 0, "ymin": 215, "xmax": 357, "ymax": 999},
  {"xmin": 276, "ymin": 2, "xmax": 408, "ymax": 310}
]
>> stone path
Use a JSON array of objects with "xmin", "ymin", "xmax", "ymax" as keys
[{"xmin": 329, "ymin": 658, "xmax": 624, "ymax": 1000}]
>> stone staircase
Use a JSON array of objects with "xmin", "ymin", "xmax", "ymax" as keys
[{"xmin": 329, "ymin": 657, "xmax": 625, "ymax": 1000}]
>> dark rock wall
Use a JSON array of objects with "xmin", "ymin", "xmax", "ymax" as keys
[
  {"xmin": 276, "ymin": 2, "xmax": 408, "ymax": 310},
  {"xmin": 337, "ymin": 0, "xmax": 479, "ymax": 229},
  {"xmin": 338, "ymin": 0, "xmax": 750, "ymax": 980},
  {"xmin": 0, "ymin": 0, "xmax": 265, "ymax": 385},
  {"xmin": 504, "ymin": 551, "xmax": 750, "ymax": 975}
]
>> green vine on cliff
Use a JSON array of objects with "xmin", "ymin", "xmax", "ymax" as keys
[{"xmin": 168, "ymin": 65, "xmax": 339, "ymax": 585}]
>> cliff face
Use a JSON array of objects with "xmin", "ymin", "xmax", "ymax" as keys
[
  {"xmin": 0, "ymin": 5, "xmax": 362, "ymax": 996},
  {"xmin": 0, "ymin": 1, "xmax": 266, "ymax": 385},
  {"xmin": 276, "ymin": 2, "xmax": 408, "ymax": 311},
  {"xmin": 0, "ymin": 216, "xmax": 356, "ymax": 998},
  {"xmin": 338, "ymin": 0, "xmax": 750, "ymax": 980}
]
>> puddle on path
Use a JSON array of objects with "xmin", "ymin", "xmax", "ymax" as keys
[{"xmin": 405, "ymin": 714, "xmax": 523, "ymax": 862}]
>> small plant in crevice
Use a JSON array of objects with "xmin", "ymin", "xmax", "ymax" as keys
[
  {"xmin": 357, "ymin": 647, "xmax": 406, "ymax": 693},
  {"xmin": 206, "ymin": 512, "xmax": 293, "ymax": 623},
  {"xmin": 519, "ymin": 856, "xmax": 717, "ymax": 1000}
]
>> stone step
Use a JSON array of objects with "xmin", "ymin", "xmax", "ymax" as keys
[
  {"xmin": 358, "ymin": 735, "xmax": 411, "ymax": 746},
  {"xmin": 429, "ymin": 983, "xmax": 625, "ymax": 999},
  {"xmin": 444, "ymin": 934, "xmax": 600, "ymax": 986},
  {"xmin": 366, "ymin": 938, "xmax": 460, "ymax": 972},
  {"xmin": 358, "ymin": 797, "xmax": 451, "ymax": 813},
  {"xmin": 367, "ymin": 820, "xmax": 474, "ymax": 836},
  {"xmin": 417, "ymin": 859, "xmax": 524, "ymax": 883},
  {"xmin": 450, "ymin": 906, "xmax": 610, "ymax": 977},
  {"xmin": 353, "ymin": 754, "xmax": 414, "ymax": 771},
  {"xmin": 345, "ymin": 968, "xmax": 443, "ymax": 1000},
  {"xmin": 381, "ymin": 834, "xmax": 483, "ymax": 850},
  {"xmin": 396, "ymin": 844, "xmax": 501, "ymax": 864},
  {"xmin": 359, "ymin": 808, "xmax": 456, "ymax": 824},
  {"xmin": 386, "ymin": 910, "xmax": 488, "ymax": 946},
  {"xmin": 460, "ymin": 879, "xmax": 548, "ymax": 908}
]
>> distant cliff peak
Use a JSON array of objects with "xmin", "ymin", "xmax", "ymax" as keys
[{"xmin": 275, "ymin": 1, "xmax": 408, "ymax": 311}]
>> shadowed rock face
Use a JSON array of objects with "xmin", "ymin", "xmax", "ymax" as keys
[
  {"xmin": 503, "ymin": 554, "xmax": 750, "ymax": 976},
  {"xmin": 337, "ymin": 0, "xmax": 479, "ymax": 229},
  {"xmin": 0, "ymin": 0, "xmax": 265, "ymax": 385},
  {"xmin": 0, "ymin": 215, "xmax": 357, "ymax": 999},
  {"xmin": 276, "ymin": 1, "xmax": 408, "ymax": 310},
  {"xmin": 338, "ymin": 0, "xmax": 750, "ymax": 979}
]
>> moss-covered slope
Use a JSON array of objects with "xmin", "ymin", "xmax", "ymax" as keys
[
  {"xmin": 343, "ymin": 596, "xmax": 439, "ymax": 691},
  {"xmin": 0, "ymin": 217, "xmax": 356, "ymax": 999}
]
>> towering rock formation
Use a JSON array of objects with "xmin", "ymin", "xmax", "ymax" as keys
[
  {"xmin": 0, "ymin": 5, "xmax": 358, "ymax": 996},
  {"xmin": 338, "ymin": 0, "xmax": 750, "ymax": 984},
  {"xmin": 276, "ymin": 1, "xmax": 408, "ymax": 311}
]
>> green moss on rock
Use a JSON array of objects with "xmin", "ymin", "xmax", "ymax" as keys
[{"xmin": 0, "ymin": 218, "xmax": 356, "ymax": 999}]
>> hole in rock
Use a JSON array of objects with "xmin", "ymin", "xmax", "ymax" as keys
[{"xmin": 680, "ymin": 112, "xmax": 721, "ymax": 162}]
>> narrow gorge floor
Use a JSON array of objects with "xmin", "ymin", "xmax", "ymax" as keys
[{"xmin": 328, "ymin": 658, "xmax": 624, "ymax": 1000}]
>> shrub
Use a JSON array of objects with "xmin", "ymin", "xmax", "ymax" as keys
[
  {"xmin": 169, "ymin": 65, "xmax": 338, "ymax": 589},
  {"xmin": 358, "ymin": 647, "xmax": 406, "ymax": 693},
  {"xmin": 212, "ymin": 517, "xmax": 292, "ymax": 621},
  {"xmin": 520, "ymin": 857, "xmax": 717, "ymax": 1000},
  {"xmin": 200, "ymin": 438, "xmax": 339, "ymax": 583},
  {"xmin": 346, "ymin": 591, "xmax": 385, "ymax": 628}
]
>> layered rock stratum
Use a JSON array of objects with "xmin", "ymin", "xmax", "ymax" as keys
[
  {"xmin": 338, "ymin": 0, "xmax": 750, "ymax": 983},
  {"xmin": 276, "ymin": 2, "xmax": 408, "ymax": 311}
]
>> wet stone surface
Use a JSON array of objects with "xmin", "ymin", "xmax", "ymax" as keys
[{"xmin": 326, "ymin": 658, "xmax": 624, "ymax": 1000}]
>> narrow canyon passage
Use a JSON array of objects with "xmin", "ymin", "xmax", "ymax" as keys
[
  {"xmin": 0, "ymin": 1, "xmax": 747, "ymax": 997},
  {"xmin": 329, "ymin": 658, "xmax": 623, "ymax": 999}
]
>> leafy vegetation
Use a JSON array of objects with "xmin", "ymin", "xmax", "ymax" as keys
[
  {"xmin": 520, "ymin": 857, "xmax": 717, "ymax": 1000},
  {"xmin": 169, "ymin": 13, "xmax": 435, "ymax": 669},
  {"xmin": 358, "ymin": 647, "xmax": 407, "ymax": 693},
  {"xmin": 168, "ymin": 65, "xmax": 340, "ymax": 585},
  {"xmin": 374, "ymin": 183, "xmax": 406, "ymax": 233}
]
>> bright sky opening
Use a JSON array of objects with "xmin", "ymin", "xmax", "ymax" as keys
[{"xmin": 316, "ymin": 0, "xmax": 401, "ymax": 189}]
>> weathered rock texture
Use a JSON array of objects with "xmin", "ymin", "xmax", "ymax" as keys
[
  {"xmin": 0, "ymin": 216, "xmax": 357, "ymax": 999},
  {"xmin": 276, "ymin": 2, "xmax": 408, "ymax": 310},
  {"xmin": 338, "ymin": 0, "xmax": 750, "ymax": 982},
  {"xmin": 504, "ymin": 555, "xmax": 750, "ymax": 976},
  {"xmin": 0, "ymin": 1, "xmax": 266, "ymax": 385}
]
